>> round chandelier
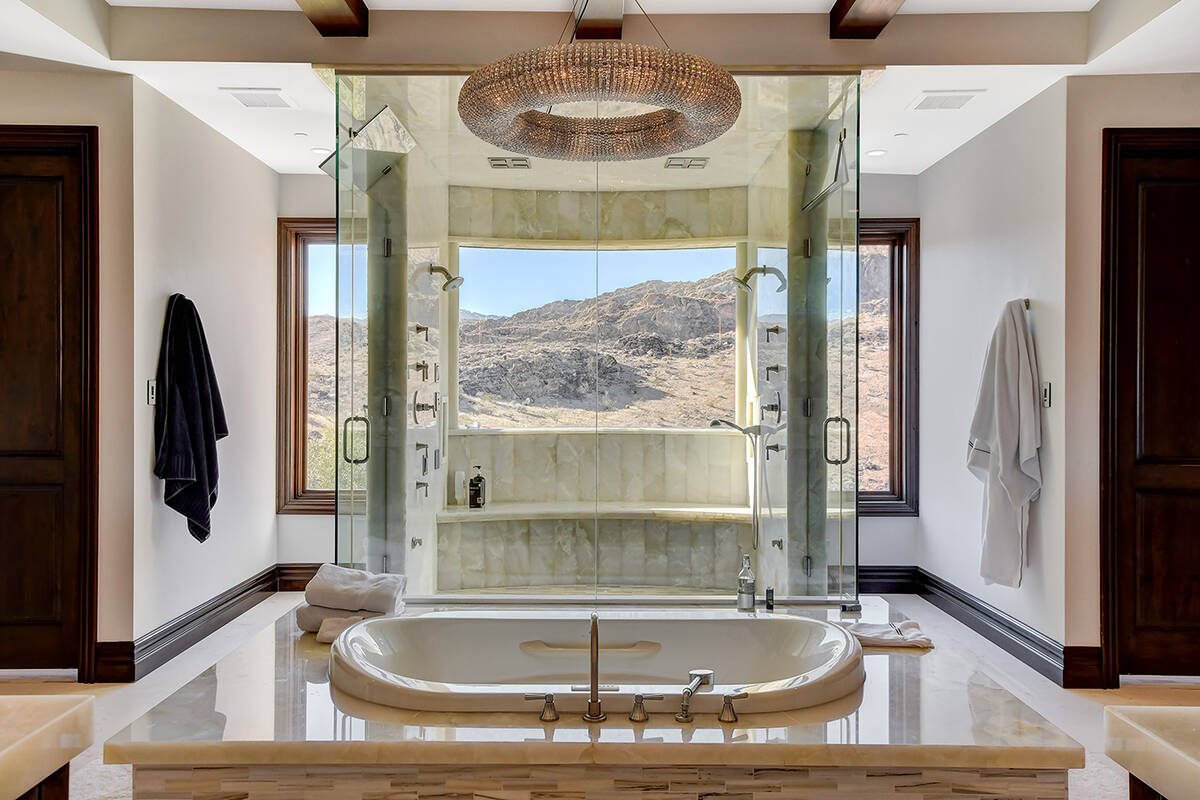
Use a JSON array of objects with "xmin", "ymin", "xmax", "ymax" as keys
[{"xmin": 458, "ymin": 40, "xmax": 741, "ymax": 162}]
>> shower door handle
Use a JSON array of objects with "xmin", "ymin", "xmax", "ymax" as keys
[
  {"xmin": 342, "ymin": 415, "xmax": 370, "ymax": 464},
  {"xmin": 822, "ymin": 416, "xmax": 850, "ymax": 465}
]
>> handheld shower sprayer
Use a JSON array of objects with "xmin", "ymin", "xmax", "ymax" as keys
[
  {"xmin": 732, "ymin": 266, "xmax": 787, "ymax": 294},
  {"xmin": 429, "ymin": 264, "xmax": 464, "ymax": 291}
]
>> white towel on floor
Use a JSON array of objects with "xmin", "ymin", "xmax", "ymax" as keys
[
  {"xmin": 967, "ymin": 299, "xmax": 1043, "ymax": 588},
  {"xmin": 844, "ymin": 621, "xmax": 933, "ymax": 648},
  {"xmin": 316, "ymin": 615, "xmax": 364, "ymax": 644},
  {"xmin": 304, "ymin": 563, "xmax": 406, "ymax": 613},
  {"xmin": 295, "ymin": 603, "xmax": 382, "ymax": 633}
]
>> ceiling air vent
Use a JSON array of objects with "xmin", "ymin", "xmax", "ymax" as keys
[
  {"xmin": 912, "ymin": 90, "xmax": 985, "ymax": 111},
  {"xmin": 665, "ymin": 156, "xmax": 709, "ymax": 169},
  {"xmin": 488, "ymin": 156, "xmax": 531, "ymax": 169},
  {"xmin": 219, "ymin": 87, "xmax": 292, "ymax": 109}
]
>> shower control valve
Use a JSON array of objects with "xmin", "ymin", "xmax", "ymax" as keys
[{"xmin": 524, "ymin": 693, "xmax": 559, "ymax": 722}]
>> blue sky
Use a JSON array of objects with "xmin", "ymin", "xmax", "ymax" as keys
[{"xmin": 306, "ymin": 242, "xmax": 858, "ymax": 320}]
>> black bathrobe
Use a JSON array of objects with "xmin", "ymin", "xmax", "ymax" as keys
[{"xmin": 153, "ymin": 294, "xmax": 228, "ymax": 542}]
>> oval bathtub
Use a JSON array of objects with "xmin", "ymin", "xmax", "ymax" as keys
[{"xmin": 329, "ymin": 609, "xmax": 864, "ymax": 714}]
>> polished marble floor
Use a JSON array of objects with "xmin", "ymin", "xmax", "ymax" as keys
[{"xmin": 2, "ymin": 592, "xmax": 1198, "ymax": 799}]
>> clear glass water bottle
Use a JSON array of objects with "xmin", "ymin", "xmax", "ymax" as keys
[{"xmin": 737, "ymin": 553, "xmax": 756, "ymax": 611}]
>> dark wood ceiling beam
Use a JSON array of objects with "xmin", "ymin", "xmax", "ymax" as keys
[
  {"xmin": 295, "ymin": 0, "xmax": 368, "ymax": 37},
  {"xmin": 829, "ymin": 0, "xmax": 905, "ymax": 39}
]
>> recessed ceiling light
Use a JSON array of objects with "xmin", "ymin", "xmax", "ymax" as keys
[
  {"xmin": 293, "ymin": 132, "xmax": 308, "ymax": 138},
  {"xmin": 866, "ymin": 149, "xmax": 887, "ymax": 157},
  {"xmin": 893, "ymin": 132, "xmax": 908, "ymax": 138},
  {"xmin": 311, "ymin": 147, "xmax": 332, "ymax": 156}
]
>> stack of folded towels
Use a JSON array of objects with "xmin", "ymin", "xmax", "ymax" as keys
[
  {"xmin": 841, "ymin": 620, "xmax": 933, "ymax": 648},
  {"xmin": 296, "ymin": 563, "xmax": 406, "ymax": 643}
]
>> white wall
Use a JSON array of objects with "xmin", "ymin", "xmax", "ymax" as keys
[
  {"xmin": 131, "ymin": 79, "xmax": 280, "ymax": 638},
  {"xmin": 275, "ymin": 171, "xmax": 336, "ymax": 564},
  {"xmin": 0, "ymin": 69, "xmax": 137, "ymax": 641},
  {"xmin": 913, "ymin": 80, "xmax": 1068, "ymax": 643},
  {"xmin": 856, "ymin": 173, "xmax": 921, "ymax": 566},
  {"xmin": 1062, "ymin": 73, "xmax": 1200, "ymax": 646}
]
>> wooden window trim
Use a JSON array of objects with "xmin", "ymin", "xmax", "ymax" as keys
[
  {"xmin": 278, "ymin": 217, "xmax": 336, "ymax": 514},
  {"xmin": 857, "ymin": 218, "xmax": 919, "ymax": 517}
]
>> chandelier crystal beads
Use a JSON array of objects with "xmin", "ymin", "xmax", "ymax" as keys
[{"xmin": 457, "ymin": 41, "xmax": 741, "ymax": 162}]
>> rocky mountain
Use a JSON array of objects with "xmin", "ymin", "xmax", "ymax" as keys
[{"xmin": 304, "ymin": 266, "xmax": 890, "ymax": 489}]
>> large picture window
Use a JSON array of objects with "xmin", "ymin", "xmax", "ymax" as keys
[
  {"xmin": 455, "ymin": 245, "xmax": 738, "ymax": 429},
  {"xmin": 858, "ymin": 218, "xmax": 919, "ymax": 516},
  {"xmin": 277, "ymin": 217, "xmax": 336, "ymax": 513}
]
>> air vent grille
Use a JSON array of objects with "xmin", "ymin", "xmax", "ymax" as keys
[
  {"xmin": 913, "ymin": 90, "xmax": 984, "ymax": 111},
  {"xmin": 219, "ymin": 87, "xmax": 291, "ymax": 108},
  {"xmin": 488, "ymin": 156, "xmax": 531, "ymax": 169},
  {"xmin": 665, "ymin": 156, "xmax": 709, "ymax": 169}
]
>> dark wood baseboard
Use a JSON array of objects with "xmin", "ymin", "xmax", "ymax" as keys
[
  {"xmin": 858, "ymin": 565, "xmax": 1111, "ymax": 688},
  {"xmin": 278, "ymin": 562, "xmax": 324, "ymax": 591},
  {"xmin": 93, "ymin": 564, "xmax": 283, "ymax": 683}
]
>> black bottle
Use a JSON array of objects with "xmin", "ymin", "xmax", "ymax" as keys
[{"xmin": 468, "ymin": 465, "xmax": 486, "ymax": 509}]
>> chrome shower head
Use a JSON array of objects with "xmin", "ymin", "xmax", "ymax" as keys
[
  {"xmin": 731, "ymin": 274, "xmax": 752, "ymax": 293},
  {"xmin": 710, "ymin": 418, "xmax": 748, "ymax": 434},
  {"xmin": 429, "ymin": 264, "xmax": 463, "ymax": 291},
  {"xmin": 733, "ymin": 266, "xmax": 787, "ymax": 294}
]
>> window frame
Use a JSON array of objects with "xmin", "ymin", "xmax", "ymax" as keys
[
  {"xmin": 857, "ymin": 218, "xmax": 920, "ymax": 517},
  {"xmin": 277, "ymin": 217, "xmax": 337, "ymax": 514}
]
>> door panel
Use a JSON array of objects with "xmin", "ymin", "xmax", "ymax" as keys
[
  {"xmin": 0, "ymin": 129, "xmax": 94, "ymax": 671},
  {"xmin": 1108, "ymin": 129, "xmax": 1200, "ymax": 676}
]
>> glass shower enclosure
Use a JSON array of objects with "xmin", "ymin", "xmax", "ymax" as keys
[{"xmin": 334, "ymin": 72, "xmax": 860, "ymax": 603}]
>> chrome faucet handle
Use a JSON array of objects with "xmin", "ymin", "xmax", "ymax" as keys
[
  {"xmin": 718, "ymin": 691, "xmax": 749, "ymax": 724},
  {"xmin": 524, "ymin": 693, "xmax": 559, "ymax": 722},
  {"xmin": 628, "ymin": 693, "xmax": 664, "ymax": 723}
]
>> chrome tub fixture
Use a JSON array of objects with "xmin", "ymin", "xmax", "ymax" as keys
[
  {"xmin": 582, "ymin": 613, "xmax": 607, "ymax": 722},
  {"xmin": 457, "ymin": 40, "xmax": 741, "ymax": 162},
  {"xmin": 674, "ymin": 668, "xmax": 714, "ymax": 723}
]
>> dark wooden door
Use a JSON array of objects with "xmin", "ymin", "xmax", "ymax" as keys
[
  {"xmin": 1104, "ymin": 128, "xmax": 1200, "ymax": 677},
  {"xmin": 0, "ymin": 127, "xmax": 97, "ymax": 675}
]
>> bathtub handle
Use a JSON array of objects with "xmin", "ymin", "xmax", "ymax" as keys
[
  {"xmin": 519, "ymin": 640, "xmax": 661, "ymax": 657},
  {"xmin": 718, "ymin": 691, "xmax": 749, "ymax": 724},
  {"xmin": 524, "ymin": 693, "xmax": 559, "ymax": 722}
]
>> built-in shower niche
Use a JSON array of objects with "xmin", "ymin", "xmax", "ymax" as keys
[
  {"xmin": 439, "ymin": 429, "xmax": 753, "ymax": 592},
  {"xmin": 334, "ymin": 72, "xmax": 860, "ymax": 603}
]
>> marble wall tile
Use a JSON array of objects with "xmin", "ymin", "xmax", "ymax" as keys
[
  {"xmin": 663, "ymin": 435, "xmax": 688, "ymax": 502},
  {"xmin": 618, "ymin": 436, "xmax": 644, "ymax": 503},
  {"xmin": 666, "ymin": 523, "xmax": 692, "ymax": 587},
  {"xmin": 484, "ymin": 523, "xmax": 506, "ymax": 588},
  {"xmin": 713, "ymin": 522, "xmax": 741, "ymax": 588},
  {"xmin": 531, "ymin": 435, "xmax": 557, "ymax": 502},
  {"xmin": 555, "ymin": 435, "xmax": 583, "ymax": 503},
  {"xmin": 643, "ymin": 521, "xmax": 668, "ymax": 586},
  {"xmin": 437, "ymin": 523, "xmax": 461, "ymax": 591},
  {"xmin": 504, "ymin": 520, "xmax": 531, "ymax": 587},
  {"xmin": 552, "ymin": 520, "xmax": 578, "ymax": 583},
  {"xmin": 619, "ymin": 520, "xmax": 646, "ymax": 586},
  {"xmin": 527, "ymin": 520, "xmax": 554, "ymax": 586},
  {"xmin": 578, "ymin": 435, "xmax": 598, "ymax": 503},
  {"xmin": 684, "ymin": 436, "xmax": 710, "ymax": 504},
  {"xmin": 642, "ymin": 434, "xmax": 666, "ymax": 501},
  {"xmin": 706, "ymin": 436, "xmax": 732, "ymax": 505},
  {"xmin": 596, "ymin": 521, "xmax": 621, "ymax": 586},
  {"xmin": 490, "ymin": 434, "xmax": 515, "ymax": 504},
  {"xmin": 597, "ymin": 435, "xmax": 621, "ymax": 501},
  {"xmin": 513, "ymin": 189, "xmax": 538, "ymax": 239},
  {"xmin": 574, "ymin": 520, "xmax": 596, "ymax": 583},
  {"xmin": 513, "ymin": 435, "xmax": 536, "ymax": 503},
  {"xmin": 458, "ymin": 524, "xmax": 484, "ymax": 590},
  {"xmin": 690, "ymin": 525, "xmax": 717, "ymax": 589}
]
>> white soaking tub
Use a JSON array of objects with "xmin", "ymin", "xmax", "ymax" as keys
[{"xmin": 329, "ymin": 609, "xmax": 864, "ymax": 714}]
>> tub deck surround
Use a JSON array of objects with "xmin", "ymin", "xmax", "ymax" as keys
[
  {"xmin": 1105, "ymin": 706, "xmax": 1200, "ymax": 799},
  {"xmin": 0, "ymin": 695, "xmax": 93, "ymax": 800},
  {"xmin": 104, "ymin": 600, "xmax": 1083, "ymax": 793},
  {"xmin": 328, "ymin": 610, "xmax": 865, "ymax": 714}
]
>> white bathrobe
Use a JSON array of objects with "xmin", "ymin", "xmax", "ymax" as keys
[{"xmin": 967, "ymin": 300, "xmax": 1043, "ymax": 588}]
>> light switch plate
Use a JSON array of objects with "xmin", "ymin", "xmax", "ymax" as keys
[
  {"xmin": 1040, "ymin": 382, "xmax": 1052, "ymax": 408},
  {"xmin": 146, "ymin": 379, "xmax": 157, "ymax": 406}
]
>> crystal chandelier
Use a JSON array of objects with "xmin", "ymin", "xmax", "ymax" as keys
[{"xmin": 458, "ymin": 39, "xmax": 741, "ymax": 162}]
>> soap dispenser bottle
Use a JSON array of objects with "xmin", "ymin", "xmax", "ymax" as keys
[
  {"xmin": 468, "ymin": 465, "xmax": 487, "ymax": 509},
  {"xmin": 737, "ymin": 554, "xmax": 756, "ymax": 611}
]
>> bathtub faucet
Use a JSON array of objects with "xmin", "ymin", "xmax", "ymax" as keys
[
  {"xmin": 674, "ymin": 668, "xmax": 715, "ymax": 723},
  {"xmin": 582, "ymin": 613, "xmax": 607, "ymax": 722}
]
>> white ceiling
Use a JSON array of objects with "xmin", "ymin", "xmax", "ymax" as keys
[{"xmin": 103, "ymin": 0, "xmax": 1101, "ymax": 11}]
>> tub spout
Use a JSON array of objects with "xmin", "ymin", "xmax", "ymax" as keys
[
  {"xmin": 674, "ymin": 668, "xmax": 715, "ymax": 723},
  {"xmin": 582, "ymin": 613, "xmax": 607, "ymax": 722}
]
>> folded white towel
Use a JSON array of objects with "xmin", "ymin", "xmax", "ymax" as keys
[
  {"xmin": 316, "ymin": 615, "xmax": 363, "ymax": 644},
  {"xmin": 304, "ymin": 563, "xmax": 406, "ymax": 614},
  {"xmin": 843, "ymin": 620, "xmax": 933, "ymax": 648},
  {"xmin": 296, "ymin": 603, "xmax": 383, "ymax": 633}
]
